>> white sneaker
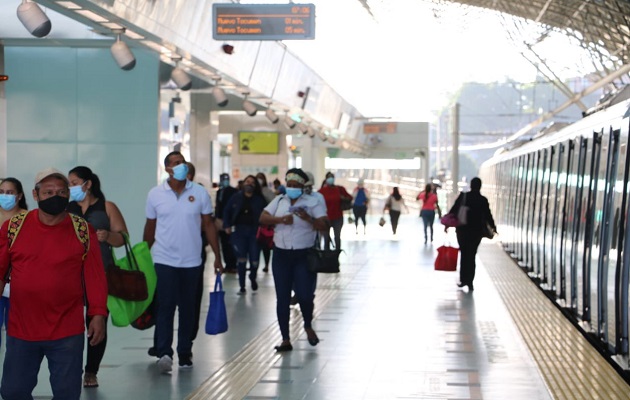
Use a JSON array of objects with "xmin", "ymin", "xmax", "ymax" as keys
[{"xmin": 157, "ymin": 355, "xmax": 173, "ymax": 374}]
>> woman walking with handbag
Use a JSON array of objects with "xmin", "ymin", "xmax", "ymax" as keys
[
  {"xmin": 223, "ymin": 175, "xmax": 267, "ymax": 294},
  {"xmin": 0, "ymin": 178, "xmax": 28, "ymax": 349},
  {"xmin": 417, "ymin": 184, "xmax": 441, "ymax": 244},
  {"xmin": 446, "ymin": 177, "xmax": 496, "ymax": 291},
  {"xmin": 383, "ymin": 187, "xmax": 408, "ymax": 235},
  {"xmin": 259, "ymin": 168, "xmax": 328, "ymax": 352},
  {"xmin": 67, "ymin": 166, "xmax": 129, "ymax": 388}
]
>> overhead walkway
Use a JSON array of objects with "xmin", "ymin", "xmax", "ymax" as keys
[{"xmin": 4, "ymin": 215, "xmax": 629, "ymax": 399}]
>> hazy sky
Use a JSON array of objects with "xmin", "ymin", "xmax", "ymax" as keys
[{"xmin": 272, "ymin": 0, "xmax": 588, "ymax": 122}]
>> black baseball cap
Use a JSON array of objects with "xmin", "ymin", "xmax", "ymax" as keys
[{"xmin": 220, "ymin": 173, "xmax": 230, "ymax": 180}]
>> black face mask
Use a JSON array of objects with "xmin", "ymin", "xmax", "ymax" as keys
[
  {"xmin": 243, "ymin": 185, "xmax": 254, "ymax": 194},
  {"xmin": 38, "ymin": 195, "xmax": 69, "ymax": 216}
]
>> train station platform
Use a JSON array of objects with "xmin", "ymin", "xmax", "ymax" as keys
[{"xmin": 2, "ymin": 214, "xmax": 630, "ymax": 400}]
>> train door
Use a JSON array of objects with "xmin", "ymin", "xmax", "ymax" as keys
[
  {"xmin": 556, "ymin": 141, "xmax": 572, "ymax": 305},
  {"xmin": 521, "ymin": 154, "xmax": 533, "ymax": 269},
  {"xmin": 617, "ymin": 117, "xmax": 630, "ymax": 357},
  {"xmin": 542, "ymin": 146, "xmax": 557, "ymax": 290},
  {"xmin": 515, "ymin": 155, "xmax": 526, "ymax": 263},
  {"xmin": 568, "ymin": 137, "xmax": 586, "ymax": 313},
  {"xmin": 596, "ymin": 127, "xmax": 621, "ymax": 349},
  {"xmin": 583, "ymin": 130, "xmax": 603, "ymax": 327},
  {"xmin": 536, "ymin": 148, "xmax": 550, "ymax": 281},
  {"xmin": 529, "ymin": 150, "xmax": 541, "ymax": 278},
  {"xmin": 506, "ymin": 157, "xmax": 518, "ymax": 254},
  {"xmin": 524, "ymin": 153, "xmax": 537, "ymax": 273}
]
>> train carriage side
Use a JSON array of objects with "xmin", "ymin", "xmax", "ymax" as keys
[{"xmin": 480, "ymin": 100, "xmax": 630, "ymax": 366}]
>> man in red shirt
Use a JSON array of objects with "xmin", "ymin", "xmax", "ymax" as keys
[
  {"xmin": 318, "ymin": 172, "xmax": 352, "ymax": 250},
  {"xmin": 0, "ymin": 168, "xmax": 107, "ymax": 400}
]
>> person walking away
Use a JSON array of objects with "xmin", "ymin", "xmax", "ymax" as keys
[
  {"xmin": 66, "ymin": 166, "xmax": 128, "ymax": 388},
  {"xmin": 417, "ymin": 183, "xmax": 441, "ymax": 244},
  {"xmin": 0, "ymin": 168, "xmax": 107, "ymax": 400},
  {"xmin": 256, "ymin": 172, "xmax": 275, "ymax": 272},
  {"xmin": 215, "ymin": 173, "xmax": 238, "ymax": 273},
  {"xmin": 143, "ymin": 151, "xmax": 223, "ymax": 373},
  {"xmin": 446, "ymin": 177, "xmax": 497, "ymax": 291},
  {"xmin": 259, "ymin": 168, "xmax": 328, "ymax": 352},
  {"xmin": 383, "ymin": 187, "xmax": 407, "ymax": 235},
  {"xmin": 223, "ymin": 175, "xmax": 267, "ymax": 294},
  {"xmin": 0, "ymin": 178, "xmax": 28, "ymax": 349},
  {"xmin": 351, "ymin": 178, "xmax": 369, "ymax": 234},
  {"xmin": 318, "ymin": 172, "xmax": 352, "ymax": 250}
]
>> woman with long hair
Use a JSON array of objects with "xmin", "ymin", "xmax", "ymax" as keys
[
  {"xmin": 0, "ymin": 177, "xmax": 28, "ymax": 349},
  {"xmin": 383, "ymin": 187, "xmax": 408, "ymax": 235},
  {"xmin": 256, "ymin": 172, "xmax": 275, "ymax": 272},
  {"xmin": 223, "ymin": 175, "xmax": 267, "ymax": 293},
  {"xmin": 417, "ymin": 184, "xmax": 441, "ymax": 244},
  {"xmin": 66, "ymin": 166, "xmax": 128, "ymax": 388}
]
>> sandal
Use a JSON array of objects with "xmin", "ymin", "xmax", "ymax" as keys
[{"xmin": 83, "ymin": 372, "xmax": 99, "ymax": 388}]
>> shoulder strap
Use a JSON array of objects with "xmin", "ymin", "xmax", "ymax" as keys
[
  {"xmin": 7, "ymin": 211, "xmax": 28, "ymax": 249},
  {"xmin": 69, "ymin": 214, "xmax": 90, "ymax": 261}
]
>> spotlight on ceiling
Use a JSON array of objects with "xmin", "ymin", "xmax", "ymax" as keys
[
  {"xmin": 212, "ymin": 85, "xmax": 228, "ymax": 107},
  {"xmin": 242, "ymin": 94, "xmax": 257, "ymax": 116},
  {"xmin": 284, "ymin": 112, "xmax": 297, "ymax": 129},
  {"xmin": 171, "ymin": 65, "xmax": 192, "ymax": 91},
  {"xmin": 17, "ymin": 0, "xmax": 51, "ymax": 38},
  {"xmin": 110, "ymin": 30, "xmax": 136, "ymax": 71},
  {"xmin": 265, "ymin": 108, "xmax": 279, "ymax": 124},
  {"xmin": 296, "ymin": 122, "xmax": 309, "ymax": 135},
  {"xmin": 222, "ymin": 44, "xmax": 234, "ymax": 54},
  {"xmin": 307, "ymin": 127, "xmax": 316, "ymax": 138}
]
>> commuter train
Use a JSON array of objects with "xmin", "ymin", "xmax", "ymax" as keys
[{"xmin": 479, "ymin": 96, "xmax": 630, "ymax": 370}]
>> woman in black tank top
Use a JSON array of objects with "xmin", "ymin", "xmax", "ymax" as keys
[{"xmin": 67, "ymin": 166, "xmax": 129, "ymax": 388}]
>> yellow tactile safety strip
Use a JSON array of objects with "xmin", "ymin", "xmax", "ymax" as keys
[
  {"xmin": 478, "ymin": 243, "xmax": 630, "ymax": 400},
  {"xmin": 186, "ymin": 273, "xmax": 352, "ymax": 400}
]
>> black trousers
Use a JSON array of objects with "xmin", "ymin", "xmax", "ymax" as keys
[
  {"xmin": 219, "ymin": 230, "xmax": 237, "ymax": 269},
  {"xmin": 456, "ymin": 231, "xmax": 482, "ymax": 285}
]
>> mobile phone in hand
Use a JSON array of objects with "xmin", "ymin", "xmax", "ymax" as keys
[{"xmin": 288, "ymin": 205, "xmax": 306, "ymax": 213}]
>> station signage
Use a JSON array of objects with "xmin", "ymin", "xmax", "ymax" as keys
[
  {"xmin": 363, "ymin": 122, "xmax": 398, "ymax": 134},
  {"xmin": 213, "ymin": 3, "xmax": 315, "ymax": 40}
]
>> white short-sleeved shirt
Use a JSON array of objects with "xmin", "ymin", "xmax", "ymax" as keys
[
  {"xmin": 264, "ymin": 193, "xmax": 327, "ymax": 250},
  {"xmin": 145, "ymin": 180, "xmax": 213, "ymax": 267}
]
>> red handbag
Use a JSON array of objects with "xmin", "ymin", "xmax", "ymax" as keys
[
  {"xmin": 434, "ymin": 245, "xmax": 459, "ymax": 271},
  {"xmin": 256, "ymin": 225, "xmax": 274, "ymax": 249}
]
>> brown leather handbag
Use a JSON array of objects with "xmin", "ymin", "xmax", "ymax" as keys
[{"xmin": 106, "ymin": 233, "xmax": 148, "ymax": 301}]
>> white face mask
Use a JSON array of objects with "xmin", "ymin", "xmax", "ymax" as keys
[{"xmin": 257, "ymin": 178, "xmax": 264, "ymax": 187}]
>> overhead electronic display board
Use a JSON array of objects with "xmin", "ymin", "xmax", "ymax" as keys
[{"xmin": 213, "ymin": 3, "xmax": 315, "ymax": 40}]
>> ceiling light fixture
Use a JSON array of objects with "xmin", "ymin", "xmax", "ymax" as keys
[
  {"xmin": 283, "ymin": 110, "xmax": 297, "ymax": 129},
  {"xmin": 296, "ymin": 122, "xmax": 309, "ymax": 135},
  {"xmin": 110, "ymin": 29, "xmax": 136, "ymax": 71},
  {"xmin": 265, "ymin": 103, "xmax": 279, "ymax": 123},
  {"xmin": 170, "ymin": 56, "xmax": 192, "ymax": 91},
  {"xmin": 17, "ymin": 0, "xmax": 51, "ymax": 38},
  {"xmin": 242, "ymin": 93, "xmax": 257, "ymax": 116},
  {"xmin": 212, "ymin": 83, "xmax": 228, "ymax": 107}
]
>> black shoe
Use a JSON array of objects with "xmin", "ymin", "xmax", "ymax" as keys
[
  {"xmin": 178, "ymin": 355, "xmax": 193, "ymax": 369},
  {"xmin": 468, "ymin": 284, "xmax": 474, "ymax": 291},
  {"xmin": 148, "ymin": 347, "xmax": 157, "ymax": 357},
  {"xmin": 251, "ymin": 280, "xmax": 258, "ymax": 291},
  {"xmin": 457, "ymin": 282, "xmax": 467, "ymax": 288},
  {"xmin": 238, "ymin": 287, "xmax": 246, "ymax": 295},
  {"xmin": 274, "ymin": 343, "xmax": 293, "ymax": 352},
  {"xmin": 306, "ymin": 329, "xmax": 319, "ymax": 346},
  {"xmin": 263, "ymin": 267, "xmax": 269, "ymax": 272},
  {"xmin": 290, "ymin": 295, "xmax": 298, "ymax": 306}
]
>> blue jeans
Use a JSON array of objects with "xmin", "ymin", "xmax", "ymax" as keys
[
  {"xmin": 272, "ymin": 247, "xmax": 316, "ymax": 341},
  {"xmin": 231, "ymin": 225, "xmax": 261, "ymax": 289},
  {"xmin": 1, "ymin": 333, "xmax": 84, "ymax": 400},
  {"xmin": 420, "ymin": 210, "xmax": 435, "ymax": 241},
  {"xmin": 0, "ymin": 296, "xmax": 9, "ymax": 348},
  {"xmin": 155, "ymin": 263, "xmax": 202, "ymax": 359}
]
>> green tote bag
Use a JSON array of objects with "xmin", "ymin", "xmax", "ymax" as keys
[{"xmin": 107, "ymin": 233, "xmax": 157, "ymax": 327}]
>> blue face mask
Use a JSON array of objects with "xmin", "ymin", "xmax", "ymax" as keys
[
  {"xmin": 69, "ymin": 183, "xmax": 87, "ymax": 202},
  {"xmin": 172, "ymin": 163, "xmax": 189, "ymax": 181},
  {"xmin": 286, "ymin": 187, "xmax": 303, "ymax": 200},
  {"xmin": 326, "ymin": 177, "xmax": 334, "ymax": 185},
  {"xmin": 220, "ymin": 179, "xmax": 229, "ymax": 188},
  {"xmin": 0, "ymin": 194, "xmax": 17, "ymax": 211}
]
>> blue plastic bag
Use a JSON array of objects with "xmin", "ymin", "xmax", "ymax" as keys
[{"xmin": 205, "ymin": 275, "xmax": 228, "ymax": 335}]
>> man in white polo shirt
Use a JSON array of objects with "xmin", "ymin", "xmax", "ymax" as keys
[{"xmin": 143, "ymin": 151, "xmax": 223, "ymax": 373}]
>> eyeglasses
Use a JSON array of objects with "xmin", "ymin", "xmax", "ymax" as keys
[{"xmin": 39, "ymin": 189, "xmax": 69, "ymax": 197}]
